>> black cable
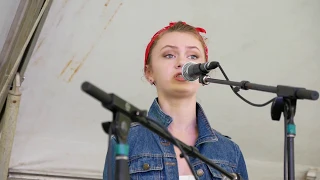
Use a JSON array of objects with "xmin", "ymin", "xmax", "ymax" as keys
[
  {"xmin": 218, "ymin": 65, "xmax": 276, "ymax": 107},
  {"xmin": 135, "ymin": 112, "xmax": 199, "ymax": 180}
]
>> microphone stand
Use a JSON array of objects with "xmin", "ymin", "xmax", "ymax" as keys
[
  {"xmin": 199, "ymin": 74, "xmax": 319, "ymax": 180},
  {"xmin": 81, "ymin": 81, "xmax": 242, "ymax": 180}
]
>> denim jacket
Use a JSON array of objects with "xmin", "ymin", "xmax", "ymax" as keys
[{"xmin": 103, "ymin": 98, "xmax": 248, "ymax": 180}]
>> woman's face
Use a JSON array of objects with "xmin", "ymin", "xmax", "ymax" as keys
[{"xmin": 146, "ymin": 32, "xmax": 206, "ymax": 98}]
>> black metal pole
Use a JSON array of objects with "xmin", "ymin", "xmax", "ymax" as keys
[{"xmin": 283, "ymin": 98, "xmax": 296, "ymax": 180}]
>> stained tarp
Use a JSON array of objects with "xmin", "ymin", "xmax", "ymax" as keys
[{"xmin": 8, "ymin": 0, "xmax": 320, "ymax": 179}]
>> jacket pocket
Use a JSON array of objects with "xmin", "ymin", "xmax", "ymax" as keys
[
  {"xmin": 207, "ymin": 160, "xmax": 236, "ymax": 179},
  {"xmin": 129, "ymin": 155, "xmax": 164, "ymax": 180}
]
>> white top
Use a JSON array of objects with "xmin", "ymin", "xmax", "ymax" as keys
[{"xmin": 179, "ymin": 175, "xmax": 196, "ymax": 180}]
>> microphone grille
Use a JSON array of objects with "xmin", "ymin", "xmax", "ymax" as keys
[{"xmin": 182, "ymin": 61, "xmax": 198, "ymax": 81}]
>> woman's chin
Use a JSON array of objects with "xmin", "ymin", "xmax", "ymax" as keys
[{"xmin": 167, "ymin": 86, "xmax": 198, "ymax": 98}]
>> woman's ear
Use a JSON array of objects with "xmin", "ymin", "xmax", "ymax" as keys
[{"xmin": 144, "ymin": 65, "xmax": 154, "ymax": 85}]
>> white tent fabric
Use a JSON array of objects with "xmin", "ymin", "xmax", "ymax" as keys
[
  {"xmin": 7, "ymin": 0, "xmax": 320, "ymax": 179},
  {"xmin": 0, "ymin": 0, "xmax": 20, "ymax": 52}
]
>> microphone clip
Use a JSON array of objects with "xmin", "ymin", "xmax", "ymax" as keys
[{"xmin": 199, "ymin": 74, "xmax": 211, "ymax": 86}]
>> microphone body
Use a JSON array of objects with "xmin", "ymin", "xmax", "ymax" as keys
[{"xmin": 182, "ymin": 61, "xmax": 219, "ymax": 81}]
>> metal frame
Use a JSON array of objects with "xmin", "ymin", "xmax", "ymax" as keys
[{"xmin": 0, "ymin": 0, "xmax": 52, "ymax": 179}]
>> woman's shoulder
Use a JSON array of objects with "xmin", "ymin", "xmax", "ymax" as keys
[
  {"xmin": 128, "ymin": 122, "xmax": 150, "ymax": 134},
  {"xmin": 211, "ymin": 128, "xmax": 241, "ymax": 148},
  {"xmin": 211, "ymin": 128, "xmax": 232, "ymax": 141},
  {"xmin": 202, "ymin": 128, "xmax": 244, "ymax": 161},
  {"xmin": 127, "ymin": 122, "xmax": 160, "ymax": 145}
]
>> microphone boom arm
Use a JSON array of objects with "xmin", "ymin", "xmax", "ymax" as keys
[
  {"xmin": 81, "ymin": 81, "xmax": 241, "ymax": 180},
  {"xmin": 200, "ymin": 75, "xmax": 319, "ymax": 100}
]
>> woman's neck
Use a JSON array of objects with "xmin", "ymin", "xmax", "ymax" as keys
[{"xmin": 157, "ymin": 94, "xmax": 197, "ymax": 131}]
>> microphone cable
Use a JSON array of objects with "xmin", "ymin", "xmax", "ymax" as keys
[{"xmin": 217, "ymin": 64, "xmax": 276, "ymax": 107}]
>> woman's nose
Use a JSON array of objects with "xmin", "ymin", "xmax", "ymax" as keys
[{"xmin": 175, "ymin": 57, "xmax": 187, "ymax": 69}]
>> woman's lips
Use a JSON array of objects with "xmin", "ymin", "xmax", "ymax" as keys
[{"xmin": 174, "ymin": 73, "xmax": 186, "ymax": 81}]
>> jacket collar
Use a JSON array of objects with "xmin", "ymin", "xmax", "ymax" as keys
[{"xmin": 147, "ymin": 98, "xmax": 218, "ymax": 146}]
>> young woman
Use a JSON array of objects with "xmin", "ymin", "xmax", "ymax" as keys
[{"xmin": 103, "ymin": 21, "xmax": 248, "ymax": 180}]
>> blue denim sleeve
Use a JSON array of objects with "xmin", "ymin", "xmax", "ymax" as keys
[
  {"xmin": 103, "ymin": 136, "xmax": 116, "ymax": 180},
  {"xmin": 236, "ymin": 149, "xmax": 249, "ymax": 180}
]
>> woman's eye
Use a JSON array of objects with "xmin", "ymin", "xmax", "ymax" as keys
[
  {"xmin": 188, "ymin": 55, "xmax": 198, "ymax": 60},
  {"xmin": 164, "ymin": 54, "xmax": 175, "ymax": 59}
]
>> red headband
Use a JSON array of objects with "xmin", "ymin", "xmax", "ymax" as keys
[{"xmin": 144, "ymin": 22, "xmax": 208, "ymax": 72}]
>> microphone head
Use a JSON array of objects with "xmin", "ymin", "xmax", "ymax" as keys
[{"xmin": 182, "ymin": 61, "xmax": 198, "ymax": 81}]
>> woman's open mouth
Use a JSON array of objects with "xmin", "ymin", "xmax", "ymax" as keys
[{"xmin": 174, "ymin": 73, "xmax": 186, "ymax": 81}]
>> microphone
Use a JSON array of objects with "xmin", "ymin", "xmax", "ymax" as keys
[{"xmin": 182, "ymin": 61, "xmax": 219, "ymax": 81}]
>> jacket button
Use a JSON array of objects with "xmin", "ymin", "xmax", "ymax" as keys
[
  {"xmin": 143, "ymin": 163, "xmax": 150, "ymax": 170},
  {"xmin": 196, "ymin": 169, "xmax": 204, "ymax": 176}
]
